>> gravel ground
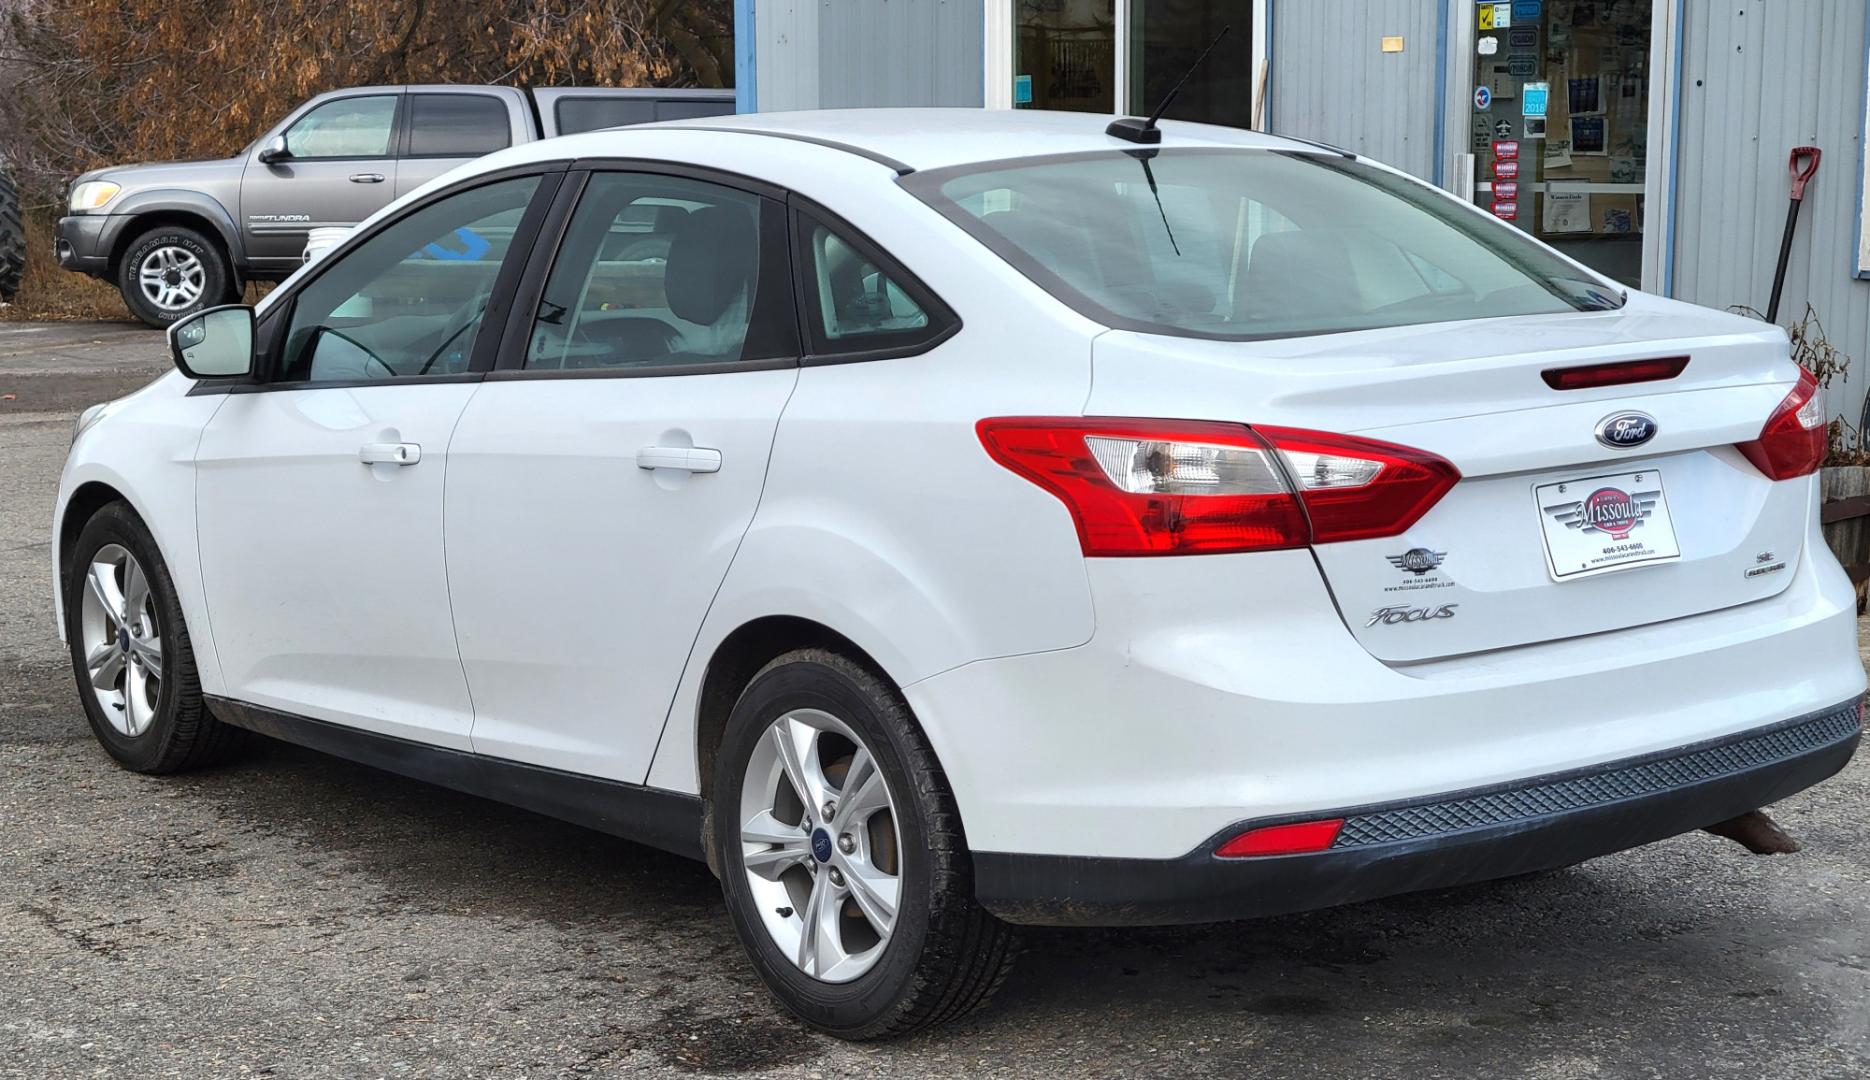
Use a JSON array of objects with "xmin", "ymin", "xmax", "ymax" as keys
[{"xmin": 3, "ymin": 322, "xmax": 1868, "ymax": 1079}]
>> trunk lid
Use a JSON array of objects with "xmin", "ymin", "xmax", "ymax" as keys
[{"xmin": 1085, "ymin": 295, "xmax": 1810, "ymax": 663}]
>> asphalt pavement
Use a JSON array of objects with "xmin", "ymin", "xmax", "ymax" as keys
[{"xmin": 3, "ymin": 321, "xmax": 1868, "ymax": 1078}]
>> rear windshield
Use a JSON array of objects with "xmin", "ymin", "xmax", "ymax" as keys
[{"xmin": 903, "ymin": 149, "xmax": 1623, "ymax": 340}]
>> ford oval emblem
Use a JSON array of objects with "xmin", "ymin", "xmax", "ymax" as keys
[{"xmin": 1595, "ymin": 411, "xmax": 1657, "ymax": 450}]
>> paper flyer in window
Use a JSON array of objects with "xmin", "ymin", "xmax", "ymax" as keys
[{"xmin": 1543, "ymin": 190, "xmax": 1592, "ymax": 234}]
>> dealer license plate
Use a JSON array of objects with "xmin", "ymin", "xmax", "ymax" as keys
[{"xmin": 1534, "ymin": 469, "xmax": 1682, "ymax": 580}]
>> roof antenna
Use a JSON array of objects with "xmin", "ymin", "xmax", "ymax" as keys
[{"xmin": 1107, "ymin": 25, "xmax": 1231, "ymax": 145}]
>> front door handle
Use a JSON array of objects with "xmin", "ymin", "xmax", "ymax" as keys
[
  {"xmin": 349, "ymin": 172, "xmax": 386, "ymax": 184},
  {"xmin": 636, "ymin": 446, "xmax": 722, "ymax": 474},
  {"xmin": 359, "ymin": 442, "xmax": 421, "ymax": 466}
]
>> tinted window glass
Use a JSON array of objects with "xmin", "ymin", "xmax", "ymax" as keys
[
  {"xmin": 555, "ymin": 98, "xmax": 656, "ymax": 135},
  {"xmin": 280, "ymin": 176, "xmax": 540, "ymax": 383},
  {"xmin": 908, "ymin": 149, "xmax": 1625, "ymax": 341},
  {"xmin": 801, "ymin": 223, "xmax": 930, "ymax": 342},
  {"xmin": 284, "ymin": 95, "xmax": 397, "ymax": 159},
  {"xmin": 407, "ymin": 94, "xmax": 512, "ymax": 157},
  {"xmin": 524, "ymin": 173, "xmax": 795, "ymax": 371},
  {"xmin": 656, "ymin": 99, "xmax": 736, "ymax": 121}
]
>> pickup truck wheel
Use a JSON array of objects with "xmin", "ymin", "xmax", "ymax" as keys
[{"xmin": 117, "ymin": 226, "xmax": 230, "ymax": 328}]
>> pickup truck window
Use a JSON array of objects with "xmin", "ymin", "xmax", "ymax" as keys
[
  {"xmin": 284, "ymin": 95, "xmax": 398, "ymax": 159},
  {"xmin": 408, "ymin": 94, "xmax": 512, "ymax": 158},
  {"xmin": 279, "ymin": 176, "xmax": 541, "ymax": 383},
  {"xmin": 553, "ymin": 97, "xmax": 735, "ymax": 135},
  {"xmin": 554, "ymin": 98, "xmax": 656, "ymax": 136},
  {"xmin": 523, "ymin": 172, "xmax": 795, "ymax": 372}
]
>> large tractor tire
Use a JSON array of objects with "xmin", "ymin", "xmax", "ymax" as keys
[{"xmin": 0, "ymin": 171, "xmax": 22, "ymax": 303}]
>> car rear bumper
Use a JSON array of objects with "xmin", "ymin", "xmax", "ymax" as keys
[
  {"xmin": 974, "ymin": 697, "xmax": 1862, "ymax": 926},
  {"xmin": 906, "ymin": 518, "xmax": 1865, "ymax": 864}
]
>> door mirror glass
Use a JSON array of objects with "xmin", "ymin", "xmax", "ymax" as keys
[
  {"xmin": 257, "ymin": 134, "xmax": 290, "ymax": 164},
  {"xmin": 169, "ymin": 305, "xmax": 255, "ymax": 379}
]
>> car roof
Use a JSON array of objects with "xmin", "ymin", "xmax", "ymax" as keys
[{"xmin": 646, "ymin": 108, "xmax": 1327, "ymax": 174}]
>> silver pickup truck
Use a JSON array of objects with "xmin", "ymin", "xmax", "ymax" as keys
[{"xmin": 56, "ymin": 84, "xmax": 733, "ymax": 326}]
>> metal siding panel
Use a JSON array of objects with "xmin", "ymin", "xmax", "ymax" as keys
[
  {"xmin": 1270, "ymin": 0, "xmax": 1439, "ymax": 180},
  {"xmin": 1674, "ymin": 1, "xmax": 1870, "ymax": 424},
  {"xmin": 813, "ymin": 0, "xmax": 984, "ymax": 108},
  {"xmin": 758, "ymin": 0, "xmax": 819, "ymax": 112}
]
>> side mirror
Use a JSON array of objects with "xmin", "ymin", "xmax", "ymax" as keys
[
  {"xmin": 257, "ymin": 134, "xmax": 290, "ymax": 164},
  {"xmin": 168, "ymin": 305, "xmax": 255, "ymax": 380}
]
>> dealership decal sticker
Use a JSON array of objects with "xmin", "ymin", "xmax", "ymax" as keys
[{"xmin": 1382, "ymin": 548, "xmax": 1455, "ymax": 593}]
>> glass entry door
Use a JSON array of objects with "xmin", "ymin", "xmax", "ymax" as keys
[
  {"xmin": 1011, "ymin": 1, "xmax": 1256, "ymax": 127},
  {"xmin": 1469, "ymin": 0, "xmax": 1652, "ymax": 287},
  {"xmin": 1015, "ymin": 0, "xmax": 1116, "ymax": 113}
]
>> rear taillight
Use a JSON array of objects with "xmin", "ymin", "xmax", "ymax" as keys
[
  {"xmin": 976, "ymin": 418, "xmax": 1459, "ymax": 556},
  {"xmin": 1252, "ymin": 426, "xmax": 1462, "ymax": 543},
  {"xmin": 1737, "ymin": 368, "xmax": 1826, "ymax": 481}
]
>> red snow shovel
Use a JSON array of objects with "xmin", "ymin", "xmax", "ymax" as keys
[{"xmin": 1765, "ymin": 146, "xmax": 1822, "ymax": 324}]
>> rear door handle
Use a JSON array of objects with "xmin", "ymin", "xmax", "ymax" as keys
[
  {"xmin": 349, "ymin": 172, "xmax": 386, "ymax": 184},
  {"xmin": 636, "ymin": 446, "xmax": 722, "ymax": 474},
  {"xmin": 359, "ymin": 442, "xmax": 421, "ymax": 466}
]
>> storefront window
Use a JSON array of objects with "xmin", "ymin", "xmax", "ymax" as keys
[
  {"xmin": 1128, "ymin": 0, "xmax": 1254, "ymax": 129},
  {"xmin": 1014, "ymin": 0, "xmax": 1116, "ymax": 113},
  {"xmin": 1470, "ymin": 0, "xmax": 1653, "ymax": 287}
]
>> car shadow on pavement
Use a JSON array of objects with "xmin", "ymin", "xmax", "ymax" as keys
[
  {"xmin": 172, "ymin": 730, "xmax": 1835, "ymax": 1075},
  {"xmin": 11, "ymin": 651, "xmax": 1839, "ymax": 1076}
]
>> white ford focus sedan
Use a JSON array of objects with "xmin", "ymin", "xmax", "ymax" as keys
[{"xmin": 53, "ymin": 109, "xmax": 1864, "ymax": 1038}]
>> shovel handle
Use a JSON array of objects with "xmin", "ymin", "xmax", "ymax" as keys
[{"xmin": 1788, "ymin": 146, "xmax": 1822, "ymax": 201}]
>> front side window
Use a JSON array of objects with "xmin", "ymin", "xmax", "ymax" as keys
[
  {"xmin": 284, "ymin": 95, "xmax": 398, "ymax": 159},
  {"xmin": 279, "ymin": 175, "xmax": 541, "ymax": 383},
  {"xmin": 906, "ymin": 149, "xmax": 1624, "ymax": 341},
  {"xmin": 407, "ymin": 94, "xmax": 512, "ymax": 157},
  {"xmin": 523, "ymin": 172, "xmax": 795, "ymax": 372}
]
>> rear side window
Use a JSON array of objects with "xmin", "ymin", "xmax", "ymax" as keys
[
  {"xmin": 407, "ymin": 94, "xmax": 511, "ymax": 157},
  {"xmin": 523, "ymin": 172, "xmax": 797, "ymax": 372},
  {"xmin": 905, "ymin": 149, "xmax": 1624, "ymax": 341},
  {"xmin": 793, "ymin": 209, "xmax": 956, "ymax": 359}
]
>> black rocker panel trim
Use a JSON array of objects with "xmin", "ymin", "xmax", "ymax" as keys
[{"xmin": 205, "ymin": 696, "xmax": 703, "ymax": 860}]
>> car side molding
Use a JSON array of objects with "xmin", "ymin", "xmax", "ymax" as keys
[{"xmin": 204, "ymin": 696, "xmax": 705, "ymax": 861}]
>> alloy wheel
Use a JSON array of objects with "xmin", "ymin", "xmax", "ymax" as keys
[
  {"xmin": 136, "ymin": 245, "xmax": 206, "ymax": 311},
  {"xmin": 738, "ymin": 708, "xmax": 902, "ymax": 983},
  {"xmin": 77, "ymin": 544, "xmax": 164, "ymax": 737}
]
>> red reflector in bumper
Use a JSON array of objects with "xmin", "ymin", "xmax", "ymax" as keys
[
  {"xmin": 1215, "ymin": 818, "xmax": 1345, "ymax": 858},
  {"xmin": 1542, "ymin": 356, "xmax": 1689, "ymax": 391}
]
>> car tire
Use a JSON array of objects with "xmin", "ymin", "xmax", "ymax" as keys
[
  {"xmin": 116, "ymin": 225, "xmax": 232, "ymax": 328},
  {"xmin": 713, "ymin": 648, "xmax": 1020, "ymax": 1039},
  {"xmin": 64, "ymin": 501, "xmax": 243, "ymax": 773}
]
